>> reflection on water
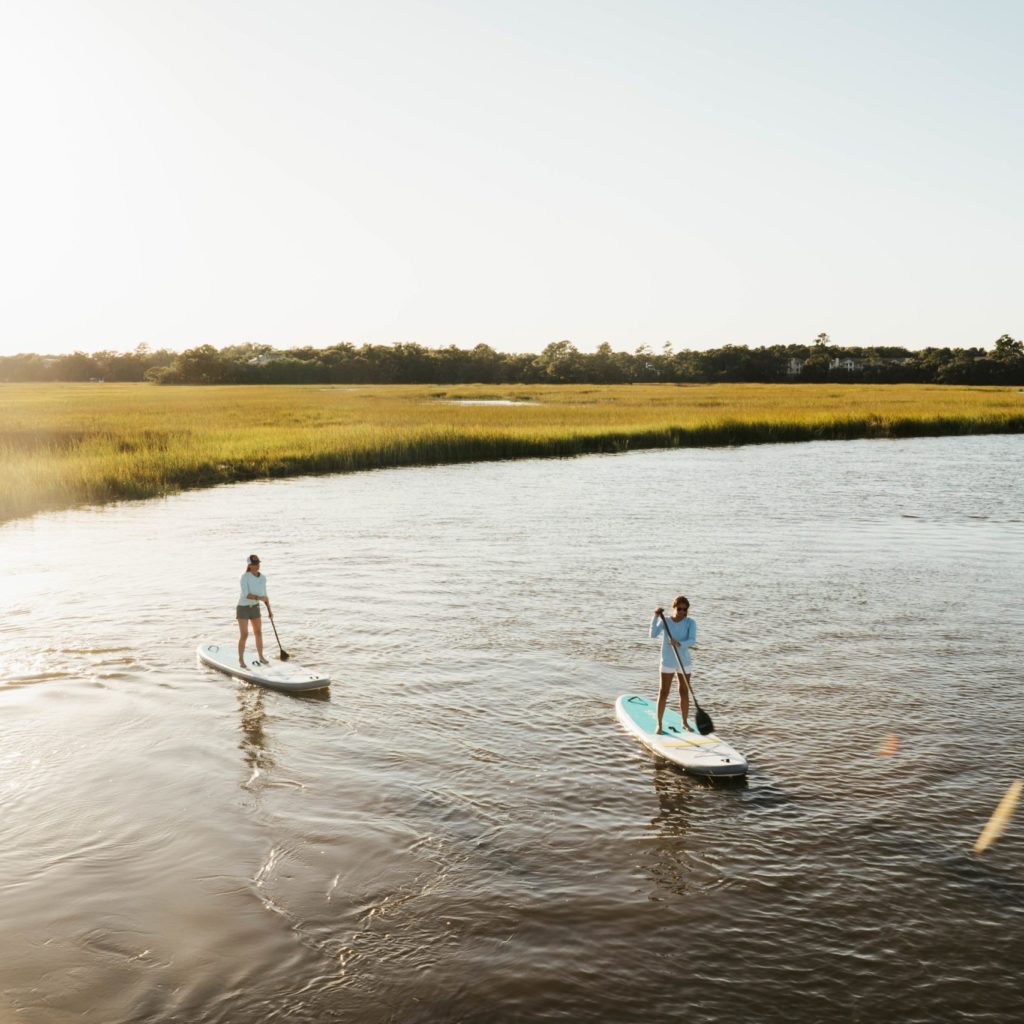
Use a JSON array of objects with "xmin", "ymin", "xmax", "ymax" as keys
[
  {"xmin": 238, "ymin": 688, "xmax": 271, "ymax": 781},
  {"xmin": 1, "ymin": 434, "xmax": 1023, "ymax": 1023},
  {"xmin": 236, "ymin": 686, "xmax": 333, "ymax": 785}
]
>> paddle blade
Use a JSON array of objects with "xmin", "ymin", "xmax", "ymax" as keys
[
  {"xmin": 279, "ymin": 650, "xmax": 290, "ymax": 661},
  {"xmin": 974, "ymin": 779, "xmax": 1022, "ymax": 855},
  {"xmin": 695, "ymin": 708, "xmax": 714, "ymax": 735}
]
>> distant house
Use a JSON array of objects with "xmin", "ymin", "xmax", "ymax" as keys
[
  {"xmin": 786, "ymin": 358, "xmax": 804, "ymax": 376},
  {"xmin": 247, "ymin": 353, "xmax": 279, "ymax": 366},
  {"xmin": 829, "ymin": 357, "xmax": 862, "ymax": 372}
]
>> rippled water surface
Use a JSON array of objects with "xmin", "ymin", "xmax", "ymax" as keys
[{"xmin": 2, "ymin": 435, "xmax": 1023, "ymax": 1023}]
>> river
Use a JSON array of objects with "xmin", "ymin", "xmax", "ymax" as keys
[{"xmin": 2, "ymin": 434, "xmax": 1023, "ymax": 1023}]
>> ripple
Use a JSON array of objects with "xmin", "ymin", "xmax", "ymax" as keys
[{"xmin": 1, "ymin": 435, "xmax": 1023, "ymax": 1022}]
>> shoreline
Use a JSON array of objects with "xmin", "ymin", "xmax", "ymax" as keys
[{"xmin": 3, "ymin": 382, "xmax": 1022, "ymax": 526}]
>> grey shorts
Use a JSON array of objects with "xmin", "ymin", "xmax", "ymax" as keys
[{"xmin": 236, "ymin": 604, "xmax": 261, "ymax": 620}]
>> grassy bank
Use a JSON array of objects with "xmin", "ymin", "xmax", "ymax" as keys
[{"xmin": 2, "ymin": 382, "xmax": 1022, "ymax": 524}]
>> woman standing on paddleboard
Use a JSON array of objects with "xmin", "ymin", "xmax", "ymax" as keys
[
  {"xmin": 237, "ymin": 554, "xmax": 273, "ymax": 669},
  {"xmin": 650, "ymin": 596, "xmax": 697, "ymax": 735}
]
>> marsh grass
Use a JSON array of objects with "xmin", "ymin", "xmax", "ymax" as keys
[{"xmin": 2, "ymin": 382, "xmax": 1022, "ymax": 523}]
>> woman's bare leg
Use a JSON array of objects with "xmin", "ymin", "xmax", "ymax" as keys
[
  {"xmin": 656, "ymin": 672, "xmax": 674, "ymax": 734},
  {"xmin": 252, "ymin": 618, "xmax": 266, "ymax": 662},
  {"xmin": 678, "ymin": 670, "xmax": 691, "ymax": 731},
  {"xmin": 237, "ymin": 619, "xmax": 249, "ymax": 667}
]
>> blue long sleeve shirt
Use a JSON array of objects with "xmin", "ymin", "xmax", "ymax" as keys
[
  {"xmin": 650, "ymin": 614, "xmax": 696, "ymax": 669},
  {"xmin": 239, "ymin": 571, "xmax": 267, "ymax": 607}
]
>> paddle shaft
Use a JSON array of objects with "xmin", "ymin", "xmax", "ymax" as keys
[{"xmin": 267, "ymin": 610, "xmax": 290, "ymax": 660}]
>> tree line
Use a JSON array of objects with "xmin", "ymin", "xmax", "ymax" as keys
[{"xmin": 2, "ymin": 335, "xmax": 1022, "ymax": 386}]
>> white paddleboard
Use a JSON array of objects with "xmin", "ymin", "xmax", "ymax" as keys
[
  {"xmin": 616, "ymin": 694, "xmax": 747, "ymax": 777},
  {"xmin": 197, "ymin": 642, "xmax": 330, "ymax": 693}
]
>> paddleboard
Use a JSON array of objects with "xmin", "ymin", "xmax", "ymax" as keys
[
  {"xmin": 616, "ymin": 694, "xmax": 747, "ymax": 777},
  {"xmin": 197, "ymin": 642, "xmax": 330, "ymax": 693}
]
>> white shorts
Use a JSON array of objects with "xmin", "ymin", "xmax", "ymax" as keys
[{"xmin": 660, "ymin": 663, "xmax": 691, "ymax": 676}]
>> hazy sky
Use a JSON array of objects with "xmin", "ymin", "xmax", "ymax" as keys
[{"xmin": 1, "ymin": 0, "xmax": 1021, "ymax": 356}]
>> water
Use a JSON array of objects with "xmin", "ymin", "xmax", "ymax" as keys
[
  {"xmin": 2, "ymin": 435, "xmax": 1023, "ymax": 1023},
  {"xmin": 442, "ymin": 399, "xmax": 530, "ymax": 405}
]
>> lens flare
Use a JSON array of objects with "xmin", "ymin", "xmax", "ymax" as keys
[
  {"xmin": 974, "ymin": 780, "xmax": 1023, "ymax": 855},
  {"xmin": 877, "ymin": 733, "xmax": 899, "ymax": 756}
]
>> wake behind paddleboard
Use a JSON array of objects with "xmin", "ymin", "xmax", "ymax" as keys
[
  {"xmin": 197, "ymin": 642, "xmax": 330, "ymax": 693},
  {"xmin": 616, "ymin": 694, "xmax": 747, "ymax": 777}
]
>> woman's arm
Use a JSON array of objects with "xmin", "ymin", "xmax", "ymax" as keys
[
  {"xmin": 674, "ymin": 619, "xmax": 697, "ymax": 649},
  {"xmin": 244, "ymin": 575, "xmax": 269, "ymax": 603},
  {"xmin": 650, "ymin": 613, "xmax": 664, "ymax": 639}
]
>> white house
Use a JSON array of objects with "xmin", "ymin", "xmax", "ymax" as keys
[{"xmin": 829, "ymin": 357, "xmax": 862, "ymax": 372}]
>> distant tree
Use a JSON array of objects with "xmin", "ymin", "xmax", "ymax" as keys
[
  {"xmin": 671, "ymin": 349, "xmax": 705, "ymax": 382},
  {"xmin": 465, "ymin": 343, "xmax": 502, "ymax": 383},
  {"xmin": 221, "ymin": 341, "xmax": 277, "ymax": 363},
  {"xmin": 632, "ymin": 344, "xmax": 660, "ymax": 382},
  {"xmin": 14, "ymin": 334, "xmax": 1022, "ymax": 387},
  {"xmin": 46, "ymin": 351, "xmax": 97, "ymax": 380},
  {"xmin": 935, "ymin": 348, "xmax": 989, "ymax": 385},
  {"xmin": 989, "ymin": 335, "xmax": 1024, "ymax": 383},
  {"xmin": 589, "ymin": 342, "xmax": 628, "ymax": 383},
  {"xmin": 162, "ymin": 345, "xmax": 238, "ymax": 384},
  {"xmin": 0, "ymin": 353, "xmax": 48, "ymax": 381},
  {"xmin": 503, "ymin": 352, "xmax": 545, "ymax": 383},
  {"xmin": 993, "ymin": 334, "xmax": 1024, "ymax": 360},
  {"xmin": 534, "ymin": 340, "xmax": 584, "ymax": 383},
  {"xmin": 800, "ymin": 334, "xmax": 832, "ymax": 382}
]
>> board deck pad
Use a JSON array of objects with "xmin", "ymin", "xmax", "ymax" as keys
[
  {"xmin": 197, "ymin": 642, "xmax": 330, "ymax": 693},
  {"xmin": 616, "ymin": 694, "xmax": 747, "ymax": 777}
]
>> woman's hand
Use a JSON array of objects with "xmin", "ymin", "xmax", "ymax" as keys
[{"xmin": 653, "ymin": 606, "xmax": 664, "ymax": 615}]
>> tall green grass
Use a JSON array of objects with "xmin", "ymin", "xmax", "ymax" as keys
[{"xmin": 2, "ymin": 382, "xmax": 1022, "ymax": 524}]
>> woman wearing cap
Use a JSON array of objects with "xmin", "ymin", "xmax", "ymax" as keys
[
  {"xmin": 650, "ymin": 596, "xmax": 697, "ymax": 734},
  {"xmin": 237, "ymin": 554, "xmax": 273, "ymax": 668}
]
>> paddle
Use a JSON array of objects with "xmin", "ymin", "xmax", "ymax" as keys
[
  {"xmin": 658, "ymin": 610, "xmax": 713, "ymax": 735},
  {"xmin": 267, "ymin": 611, "xmax": 290, "ymax": 661}
]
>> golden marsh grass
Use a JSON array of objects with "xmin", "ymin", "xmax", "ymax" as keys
[{"xmin": 2, "ymin": 382, "xmax": 1022, "ymax": 524}]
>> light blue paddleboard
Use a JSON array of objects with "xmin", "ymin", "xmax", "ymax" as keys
[{"xmin": 616, "ymin": 694, "xmax": 747, "ymax": 777}]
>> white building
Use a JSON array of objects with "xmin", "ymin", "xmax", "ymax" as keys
[{"xmin": 829, "ymin": 357, "xmax": 862, "ymax": 372}]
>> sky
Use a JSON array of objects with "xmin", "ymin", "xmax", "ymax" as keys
[{"xmin": 0, "ymin": 0, "xmax": 1021, "ymax": 356}]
